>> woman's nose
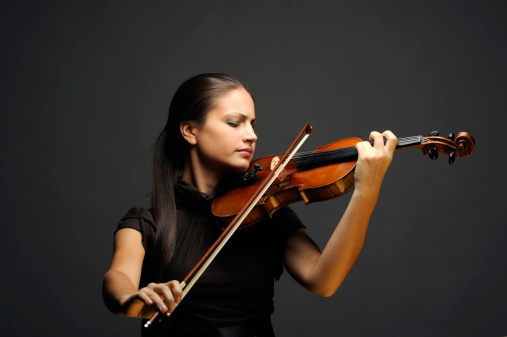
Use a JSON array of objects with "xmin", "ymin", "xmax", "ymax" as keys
[{"xmin": 244, "ymin": 125, "xmax": 257, "ymax": 143}]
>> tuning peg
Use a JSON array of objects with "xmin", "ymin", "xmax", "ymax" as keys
[
  {"xmin": 429, "ymin": 130, "xmax": 439, "ymax": 136},
  {"xmin": 449, "ymin": 151, "xmax": 456, "ymax": 165},
  {"xmin": 428, "ymin": 146, "xmax": 439, "ymax": 160},
  {"xmin": 448, "ymin": 132, "xmax": 456, "ymax": 141}
]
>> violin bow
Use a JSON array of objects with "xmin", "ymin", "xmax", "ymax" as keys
[{"xmin": 144, "ymin": 123, "xmax": 313, "ymax": 328}]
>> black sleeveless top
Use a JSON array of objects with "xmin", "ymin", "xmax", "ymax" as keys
[{"xmin": 116, "ymin": 180, "xmax": 305, "ymax": 335}]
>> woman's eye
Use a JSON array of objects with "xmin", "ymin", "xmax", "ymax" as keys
[{"xmin": 227, "ymin": 121, "xmax": 239, "ymax": 127}]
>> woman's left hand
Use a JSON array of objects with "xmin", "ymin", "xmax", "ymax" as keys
[{"xmin": 353, "ymin": 130, "xmax": 397, "ymax": 197}]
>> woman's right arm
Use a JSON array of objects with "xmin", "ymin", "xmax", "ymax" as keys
[{"xmin": 102, "ymin": 228, "xmax": 182, "ymax": 318}]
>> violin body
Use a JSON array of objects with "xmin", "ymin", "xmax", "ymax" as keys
[
  {"xmin": 211, "ymin": 138, "xmax": 362, "ymax": 228},
  {"xmin": 212, "ymin": 132, "xmax": 475, "ymax": 229},
  {"xmin": 212, "ymin": 137, "xmax": 361, "ymax": 228}
]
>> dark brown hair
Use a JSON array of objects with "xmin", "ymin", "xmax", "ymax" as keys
[{"xmin": 152, "ymin": 73, "xmax": 250, "ymax": 275}]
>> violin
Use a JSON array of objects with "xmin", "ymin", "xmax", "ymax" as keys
[
  {"xmin": 212, "ymin": 130, "xmax": 475, "ymax": 229},
  {"xmin": 144, "ymin": 125, "xmax": 475, "ymax": 328}
]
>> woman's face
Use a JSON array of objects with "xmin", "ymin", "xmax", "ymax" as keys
[{"xmin": 190, "ymin": 88, "xmax": 257, "ymax": 175}]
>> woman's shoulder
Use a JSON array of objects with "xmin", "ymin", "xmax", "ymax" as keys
[
  {"xmin": 116, "ymin": 207, "xmax": 156, "ymax": 234},
  {"xmin": 121, "ymin": 206, "xmax": 155, "ymax": 223}
]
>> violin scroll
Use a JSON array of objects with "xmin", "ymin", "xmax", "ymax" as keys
[{"xmin": 422, "ymin": 131, "xmax": 475, "ymax": 164}]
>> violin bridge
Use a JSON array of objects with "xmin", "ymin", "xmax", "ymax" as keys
[{"xmin": 270, "ymin": 156, "xmax": 280, "ymax": 170}]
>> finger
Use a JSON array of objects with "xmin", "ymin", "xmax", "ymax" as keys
[
  {"xmin": 144, "ymin": 285, "xmax": 170, "ymax": 313},
  {"xmin": 382, "ymin": 130, "xmax": 397, "ymax": 152},
  {"xmin": 156, "ymin": 285, "xmax": 177, "ymax": 312},
  {"xmin": 167, "ymin": 281, "xmax": 183, "ymax": 304},
  {"xmin": 382, "ymin": 129, "xmax": 397, "ymax": 141},
  {"xmin": 135, "ymin": 292, "xmax": 154, "ymax": 306},
  {"xmin": 355, "ymin": 140, "xmax": 370, "ymax": 157},
  {"xmin": 369, "ymin": 131, "xmax": 384, "ymax": 150},
  {"xmin": 369, "ymin": 131, "xmax": 382, "ymax": 142}
]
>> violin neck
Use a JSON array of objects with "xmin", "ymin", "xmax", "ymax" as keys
[
  {"xmin": 393, "ymin": 135, "xmax": 426, "ymax": 151},
  {"xmin": 296, "ymin": 136, "xmax": 424, "ymax": 169}
]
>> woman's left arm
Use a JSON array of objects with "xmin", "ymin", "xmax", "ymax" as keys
[{"xmin": 283, "ymin": 131, "xmax": 397, "ymax": 297}]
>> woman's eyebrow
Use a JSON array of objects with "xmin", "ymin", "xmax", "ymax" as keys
[{"xmin": 225, "ymin": 112, "xmax": 256, "ymax": 122}]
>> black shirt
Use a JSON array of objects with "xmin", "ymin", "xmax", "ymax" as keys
[{"xmin": 116, "ymin": 180, "xmax": 305, "ymax": 335}]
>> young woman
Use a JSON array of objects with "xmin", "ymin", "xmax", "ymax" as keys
[{"xmin": 103, "ymin": 73, "xmax": 397, "ymax": 336}]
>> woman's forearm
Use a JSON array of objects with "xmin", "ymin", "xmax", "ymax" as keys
[
  {"xmin": 305, "ymin": 188, "xmax": 379, "ymax": 296},
  {"xmin": 102, "ymin": 270, "xmax": 139, "ymax": 316}
]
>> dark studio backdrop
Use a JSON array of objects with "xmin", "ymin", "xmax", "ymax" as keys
[{"xmin": 2, "ymin": 1, "xmax": 506, "ymax": 336}]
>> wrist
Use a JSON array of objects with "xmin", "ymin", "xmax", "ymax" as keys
[
  {"xmin": 352, "ymin": 186, "xmax": 380, "ymax": 207},
  {"xmin": 118, "ymin": 293, "xmax": 135, "ymax": 315}
]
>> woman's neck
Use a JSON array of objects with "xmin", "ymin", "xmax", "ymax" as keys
[{"xmin": 181, "ymin": 158, "xmax": 222, "ymax": 195}]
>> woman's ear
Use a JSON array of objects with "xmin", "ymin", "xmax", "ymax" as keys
[{"xmin": 180, "ymin": 121, "xmax": 197, "ymax": 145}]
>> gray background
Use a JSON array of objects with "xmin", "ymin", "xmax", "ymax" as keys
[{"xmin": 2, "ymin": 1, "xmax": 506, "ymax": 336}]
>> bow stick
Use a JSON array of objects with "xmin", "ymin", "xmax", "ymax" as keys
[{"xmin": 144, "ymin": 123, "xmax": 313, "ymax": 328}]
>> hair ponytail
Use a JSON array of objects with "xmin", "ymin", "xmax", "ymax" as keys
[{"xmin": 151, "ymin": 127, "xmax": 178, "ymax": 280}]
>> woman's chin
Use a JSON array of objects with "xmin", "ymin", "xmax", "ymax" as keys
[{"xmin": 232, "ymin": 165, "xmax": 250, "ymax": 173}]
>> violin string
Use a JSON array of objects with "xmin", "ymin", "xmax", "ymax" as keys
[
  {"xmin": 299, "ymin": 136, "xmax": 423, "ymax": 155},
  {"xmin": 254, "ymin": 136, "xmax": 426, "ymax": 166},
  {"xmin": 290, "ymin": 136, "xmax": 425, "ymax": 161}
]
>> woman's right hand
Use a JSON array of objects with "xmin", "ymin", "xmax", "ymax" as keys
[
  {"xmin": 121, "ymin": 280, "xmax": 183, "ymax": 318},
  {"xmin": 103, "ymin": 228, "xmax": 183, "ymax": 318}
]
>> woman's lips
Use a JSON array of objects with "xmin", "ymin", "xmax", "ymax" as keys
[{"xmin": 237, "ymin": 148, "xmax": 252, "ymax": 157}]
